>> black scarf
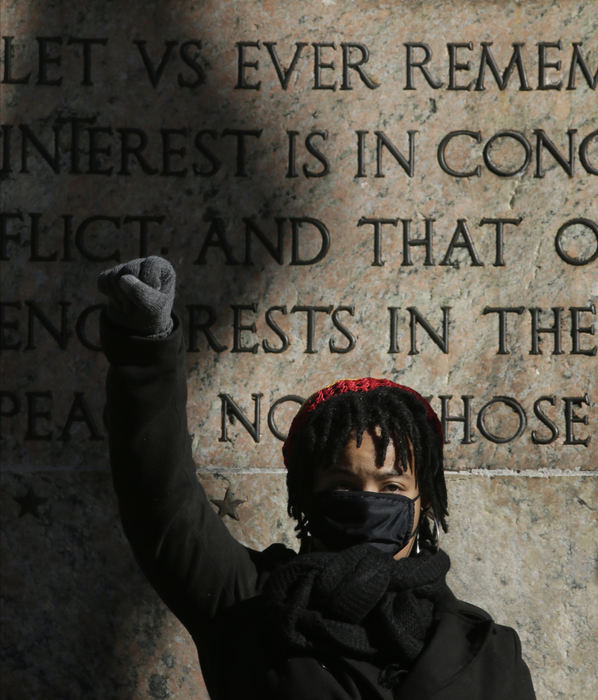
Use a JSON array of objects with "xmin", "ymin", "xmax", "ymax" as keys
[{"xmin": 264, "ymin": 544, "xmax": 451, "ymax": 688}]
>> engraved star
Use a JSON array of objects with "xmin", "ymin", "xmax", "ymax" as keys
[
  {"xmin": 211, "ymin": 487, "xmax": 245, "ymax": 520},
  {"xmin": 14, "ymin": 487, "xmax": 48, "ymax": 518}
]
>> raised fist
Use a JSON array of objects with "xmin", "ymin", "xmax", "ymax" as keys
[{"xmin": 97, "ymin": 256, "xmax": 175, "ymax": 337}]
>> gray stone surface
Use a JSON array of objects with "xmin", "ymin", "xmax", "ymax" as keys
[
  {"xmin": 0, "ymin": 472, "xmax": 208, "ymax": 700},
  {"xmin": 445, "ymin": 474, "xmax": 598, "ymax": 700},
  {"xmin": 1, "ymin": 1, "xmax": 597, "ymax": 698}
]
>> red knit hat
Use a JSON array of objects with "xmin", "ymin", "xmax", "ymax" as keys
[{"xmin": 282, "ymin": 377, "xmax": 443, "ymax": 468}]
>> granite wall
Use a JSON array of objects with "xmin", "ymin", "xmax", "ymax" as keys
[{"xmin": 1, "ymin": 1, "xmax": 596, "ymax": 698}]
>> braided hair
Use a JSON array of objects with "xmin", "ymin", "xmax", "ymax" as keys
[{"xmin": 282, "ymin": 380, "xmax": 448, "ymax": 549}]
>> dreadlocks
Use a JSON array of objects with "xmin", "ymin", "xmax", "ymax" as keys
[{"xmin": 284, "ymin": 386, "xmax": 448, "ymax": 549}]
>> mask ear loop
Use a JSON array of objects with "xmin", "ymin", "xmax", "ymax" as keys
[
  {"xmin": 419, "ymin": 509, "xmax": 440, "ymax": 553},
  {"xmin": 431, "ymin": 514, "xmax": 440, "ymax": 552},
  {"xmin": 413, "ymin": 494, "xmax": 423, "ymax": 554}
]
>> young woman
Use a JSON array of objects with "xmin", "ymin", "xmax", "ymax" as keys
[{"xmin": 99, "ymin": 256, "xmax": 535, "ymax": 699}]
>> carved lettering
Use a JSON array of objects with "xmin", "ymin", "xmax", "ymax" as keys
[{"xmin": 0, "ymin": 390, "xmax": 103, "ymax": 441}]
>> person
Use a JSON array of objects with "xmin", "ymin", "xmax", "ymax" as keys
[{"xmin": 98, "ymin": 256, "xmax": 536, "ymax": 700}]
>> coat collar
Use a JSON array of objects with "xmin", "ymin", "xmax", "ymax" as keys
[{"xmin": 335, "ymin": 600, "xmax": 493, "ymax": 699}]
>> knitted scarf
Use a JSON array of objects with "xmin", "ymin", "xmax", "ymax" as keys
[{"xmin": 264, "ymin": 544, "xmax": 451, "ymax": 689}]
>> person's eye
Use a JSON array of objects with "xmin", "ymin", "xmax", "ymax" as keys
[{"xmin": 382, "ymin": 483, "xmax": 403, "ymax": 493}]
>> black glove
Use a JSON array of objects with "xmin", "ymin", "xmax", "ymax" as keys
[{"xmin": 97, "ymin": 256, "xmax": 175, "ymax": 338}]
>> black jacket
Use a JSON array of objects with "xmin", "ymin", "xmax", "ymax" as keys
[{"xmin": 101, "ymin": 316, "xmax": 536, "ymax": 700}]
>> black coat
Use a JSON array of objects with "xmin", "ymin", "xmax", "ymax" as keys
[{"xmin": 101, "ymin": 316, "xmax": 536, "ymax": 700}]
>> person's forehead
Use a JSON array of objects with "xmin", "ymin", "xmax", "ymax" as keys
[
  {"xmin": 328, "ymin": 463, "xmax": 414, "ymax": 480},
  {"xmin": 339, "ymin": 432, "xmax": 414, "ymax": 472},
  {"xmin": 343, "ymin": 427, "xmax": 410, "ymax": 454}
]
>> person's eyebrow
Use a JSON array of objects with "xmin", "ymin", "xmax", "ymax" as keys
[
  {"xmin": 372, "ymin": 467, "xmax": 411, "ymax": 480},
  {"xmin": 323, "ymin": 467, "xmax": 359, "ymax": 477},
  {"xmin": 325, "ymin": 466, "xmax": 409, "ymax": 479}
]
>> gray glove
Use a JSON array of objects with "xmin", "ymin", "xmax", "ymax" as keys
[{"xmin": 97, "ymin": 256, "xmax": 175, "ymax": 338}]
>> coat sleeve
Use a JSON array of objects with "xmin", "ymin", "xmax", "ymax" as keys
[{"xmin": 100, "ymin": 313, "xmax": 259, "ymax": 634}]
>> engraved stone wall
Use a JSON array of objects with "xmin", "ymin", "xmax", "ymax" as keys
[{"xmin": 1, "ymin": 1, "xmax": 597, "ymax": 698}]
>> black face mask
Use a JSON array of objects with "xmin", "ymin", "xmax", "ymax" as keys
[{"xmin": 308, "ymin": 490, "xmax": 420, "ymax": 556}]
